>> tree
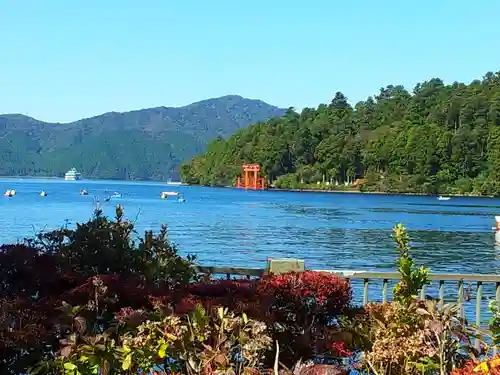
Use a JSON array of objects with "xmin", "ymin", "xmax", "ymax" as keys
[{"xmin": 180, "ymin": 70, "xmax": 500, "ymax": 196}]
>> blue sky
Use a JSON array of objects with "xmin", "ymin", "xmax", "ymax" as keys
[{"xmin": 1, "ymin": 0, "xmax": 499, "ymax": 123}]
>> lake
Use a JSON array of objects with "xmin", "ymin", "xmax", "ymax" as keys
[
  {"xmin": 2, "ymin": 178, "xmax": 500, "ymax": 317},
  {"xmin": 1, "ymin": 178, "xmax": 499, "ymax": 273}
]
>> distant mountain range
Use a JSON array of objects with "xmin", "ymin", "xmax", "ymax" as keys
[{"xmin": 0, "ymin": 95, "xmax": 286, "ymax": 180}]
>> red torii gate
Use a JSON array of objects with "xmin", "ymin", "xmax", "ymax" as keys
[{"xmin": 236, "ymin": 164, "xmax": 265, "ymax": 190}]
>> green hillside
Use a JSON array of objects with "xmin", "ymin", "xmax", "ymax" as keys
[
  {"xmin": 0, "ymin": 95, "xmax": 285, "ymax": 180},
  {"xmin": 181, "ymin": 72, "xmax": 500, "ymax": 196}
]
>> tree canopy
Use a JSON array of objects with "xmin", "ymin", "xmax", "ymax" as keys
[{"xmin": 181, "ymin": 72, "xmax": 500, "ymax": 196}]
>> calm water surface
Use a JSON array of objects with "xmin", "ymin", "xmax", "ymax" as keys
[{"xmin": 1, "ymin": 178, "xmax": 499, "ymax": 274}]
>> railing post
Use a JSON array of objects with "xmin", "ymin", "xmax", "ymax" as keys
[
  {"xmin": 458, "ymin": 280, "xmax": 464, "ymax": 319},
  {"xmin": 476, "ymin": 281, "xmax": 483, "ymax": 350},
  {"xmin": 267, "ymin": 258, "xmax": 305, "ymax": 275},
  {"xmin": 420, "ymin": 284, "xmax": 426, "ymax": 300},
  {"xmin": 439, "ymin": 280, "xmax": 445, "ymax": 309},
  {"xmin": 363, "ymin": 279, "xmax": 369, "ymax": 305},
  {"xmin": 382, "ymin": 279, "xmax": 388, "ymax": 303}
]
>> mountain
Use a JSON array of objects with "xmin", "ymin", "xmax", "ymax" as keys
[
  {"xmin": 0, "ymin": 95, "xmax": 286, "ymax": 180},
  {"xmin": 181, "ymin": 71, "xmax": 500, "ymax": 196}
]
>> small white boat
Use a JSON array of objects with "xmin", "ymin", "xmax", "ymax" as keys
[
  {"xmin": 110, "ymin": 192, "xmax": 122, "ymax": 198},
  {"xmin": 40, "ymin": 191, "xmax": 48, "ymax": 197},
  {"xmin": 160, "ymin": 191, "xmax": 179, "ymax": 199},
  {"xmin": 437, "ymin": 196, "xmax": 451, "ymax": 201},
  {"xmin": 166, "ymin": 179, "xmax": 184, "ymax": 186}
]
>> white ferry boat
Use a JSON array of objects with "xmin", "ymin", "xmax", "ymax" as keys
[
  {"xmin": 166, "ymin": 179, "xmax": 184, "ymax": 186},
  {"xmin": 64, "ymin": 167, "xmax": 82, "ymax": 181}
]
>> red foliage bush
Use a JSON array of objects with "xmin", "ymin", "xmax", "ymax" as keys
[
  {"xmin": 257, "ymin": 271, "xmax": 351, "ymax": 319},
  {"xmin": 60, "ymin": 273, "xmax": 179, "ymax": 314},
  {"xmin": 175, "ymin": 279, "xmax": 260, "ymax": 314},
  {"xmin": 0, "ymin": 244, "xmax": 80, "ymax": 299},
  {"xmin": 0, "ymin": 245, "xmax": 352, "ymax": 372},
  {"xmin": 175, "ymin": 271, "xmax": 351, "ymax": 367},
  {"xmin": 181, "ymin": 272, "xmax": 351, "ymax": 319},
  {"xmin": 257, "ymin": 271, "xmax": 351, "ymax": 366}
]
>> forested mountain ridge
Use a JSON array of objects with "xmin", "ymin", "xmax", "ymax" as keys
[
  {"xmin": 0, "ymin": 95, "xmax": 286, "ymax": 180},
  {"xmin": 181, "ymin": 71, "xmax": 500, "ymax": 196}
]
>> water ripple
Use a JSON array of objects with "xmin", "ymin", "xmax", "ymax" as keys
[{"xmin": 0, "ymin": 179, "xmax": 499, "ymax": 275}]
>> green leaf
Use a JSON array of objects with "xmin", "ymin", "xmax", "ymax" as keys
[
  {"xmin": 122, "ymin": 353, "xmax": 132, "ymax": 370},
  {"xmin": 64, "ymin": 363, "xmax": 77, "ymax": 371},
  {"xmin": 158, "ymin": 343, "xmax": 168, "ymax": 358},
  {"xmin": 217, "ymin": 306, "xmax": 224, "ymax": 320}
]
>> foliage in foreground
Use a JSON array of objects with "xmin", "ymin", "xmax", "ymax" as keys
[
  {"xmin": 1, "ymin": 211, "xmax": 499, "ymax": 374},
  {"xmin": 181, "ymin": 71, "xmax": 500, "ymax": 196},
  {"xmin": 0, "ymin": 205, "xmax": 198, "ymax": 374}
]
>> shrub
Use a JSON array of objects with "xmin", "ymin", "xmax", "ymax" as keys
[
  {"xmin": 340, "ymin": 225, "xmax": 472, "ymax": 375},
  {"xmin": 344, "ymin": 299, "xmax": 472, "ymax": 375},
  {"xmin": 0, "ymin": 297, "xmax": 54, "ymax": 374},
  {"xmin": 177, "ymin": 271, "xmax": 351, "ymax": 367},
  {"xmin": 0, "ymin": 206, "xmax": 197, "ymax": 374},
  {"xmin": 29, "ymin": 205, "xmax": 197, "ymax": 287},
  {"xmin": 256, "ymin": 271, "xmax": 351, "ymax": 365},
  {"xmin": 392, "ymin": 223, "xmax": 430, "ymax": 306},
  {"xmin": 0, "ymin": 244, "xmax": 76, "ymax": 299},
  {"xmin": 176, "ymin": 279, "xmax": 260, "ymax": 315},
  {"xmin": 32, "ymin": 302, "xmax": 273, "ymax": 375}
]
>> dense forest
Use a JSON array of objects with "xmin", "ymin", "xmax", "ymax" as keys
[
  {"xmin": 0, "ymin": 95, "xmax": 285, "ymax": 180},
  {"xmin": 181, "ymin": 72, "xmax": 500, "ymax": 196}
]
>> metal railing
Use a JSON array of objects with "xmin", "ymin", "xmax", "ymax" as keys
[{"xmin": 195, "ymin": 261, "xmax": 500, "ymax": 349}]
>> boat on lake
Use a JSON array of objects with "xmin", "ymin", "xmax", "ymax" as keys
[
  {"xmin": 166, "ymin": 179, "xmax": 184, "ymax": 186},
  {"xmin": 64, "ymin": 168, "xmax": 82, "ymax": 181},
  {"xmin": 437, "ymin": 196, "xmax": 451, "ymax": 201},
  {"xmin": 160, "ymin": 191, "xmax": 179, "ymax": 199}
]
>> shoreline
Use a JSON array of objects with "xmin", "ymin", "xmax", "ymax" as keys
[
  {"xmin": 0, "ymin": 176, "xmax": 494, "ymax": 198},
  {"xmin": 266, "ymin": 187, "xmax": 488, "ymax": 198}
]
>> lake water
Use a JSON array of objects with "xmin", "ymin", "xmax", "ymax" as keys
[{"xmin": 2, "ymin": 178, "xmax": 500, "ymax": 316}]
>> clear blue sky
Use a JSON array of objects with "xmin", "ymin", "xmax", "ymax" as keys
[{"xmin": 1, "ymin": 0, "xmax": 499, "ymax": 123}]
